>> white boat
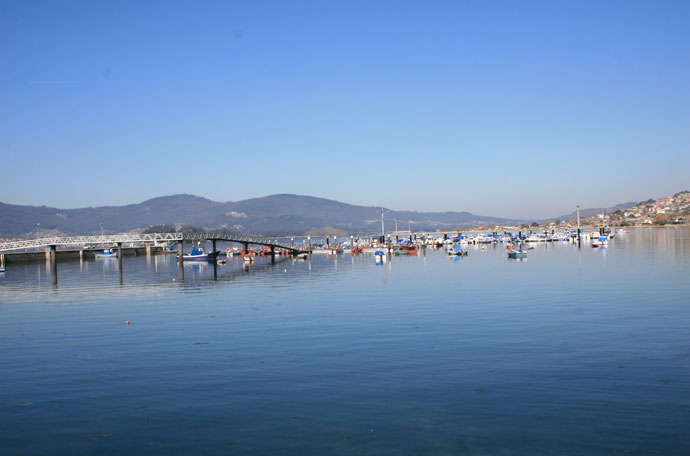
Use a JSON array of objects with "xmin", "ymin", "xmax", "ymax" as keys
[
  {"xmin": 476, "ymin": 234, "xmax": 494, "ymax": 244},
  {"xmin": 591, "ymin": 236, "xmax": 609, "ymax": 247},
  {"xmin": 447, "ymin": 246, "xmax": 467, "ymax": 256},
  {"xmin": 226, "ymin": 247, "xmax": 242, "ymax": 256},
  {"xmin": 95, "ymin": 249, "xmax": 117, "ymax": 258},
  {"xmin": 550, "ymin": 232, "xmax": 570, "ymax": 242}
]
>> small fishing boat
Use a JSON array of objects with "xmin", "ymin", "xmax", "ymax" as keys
[
  {"xmin": 591, "ymin": 236, "xmax": 609, "ymax": 248},
  {"xmin": 507, "ymin": 245, "xmax": 527, "ymax": 259},
  {"xmin": 241, "ymin": 251, "xmax": 256, "ymax": 262},
  {"xmin": 95, "ymin": 249, "xmax": 118, "ymax": 258},
  {"xmin": 447, "ymin": 246, "xmax": 468, "ymax": 256},
  {"xmin": 177, "ymin": 246, "xmax": 218, "ymax": 261},
  {"xmin": 226, "ymin": 247, "xmax": 242, "ymax": 256}
]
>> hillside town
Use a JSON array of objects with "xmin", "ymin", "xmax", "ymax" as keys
[{"xmin": 606, "ymin": 191, "xmax": 690, "ymax": 226}]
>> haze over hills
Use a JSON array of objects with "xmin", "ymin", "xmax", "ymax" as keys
[{"xmin": 0, "ymin": 194, "xmax": 638, "ymax": 237}]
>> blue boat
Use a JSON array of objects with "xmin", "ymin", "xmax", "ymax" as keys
[
  {"xmin": 507, "ymin": 244, "xmax": 527, "ymax": 259},
  {"xmin": 177, "ymin": 246, "xmax": 218, "ymax": 261},
  {"xmin": 507, "ymin": 249, "xmax": 527, "ymax": 259}
]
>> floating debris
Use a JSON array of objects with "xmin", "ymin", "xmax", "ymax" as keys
[
  {"xmin": 474, "ymin": 387, "xmax": 491, "ymax": 393},
  {"xmin": 79, "ymin": 433, "xmax": 111, "ymax": 441}
]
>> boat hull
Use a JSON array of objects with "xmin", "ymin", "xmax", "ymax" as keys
[{"xmin": 177, "ymin": 252, "xmax": 219, "ymax": 261}]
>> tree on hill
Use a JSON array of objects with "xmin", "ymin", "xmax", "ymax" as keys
[
  {"xmin": 178, "ymin": 225, "xmax": 206, "ymax": 235},
  {"xmin": 142, "ymin": 224, "xmax": 175, "ymax": 234}
]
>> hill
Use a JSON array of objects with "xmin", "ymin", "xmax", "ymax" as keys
[
  {"xmin": 0, "ymin": 193, "xmax": 519, "ymax": 236},
  {"xmin": 545, "ymin": 202, "xmax": 638, "ymax": 223}
]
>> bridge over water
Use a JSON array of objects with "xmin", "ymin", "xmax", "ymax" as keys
[
  {"xmin": 0, "ymin": 232, "xmax": 307, "ymax": 254},
  {"xmin": 0, "ymin": 232, "xmax": 309, "ymax": 284}
]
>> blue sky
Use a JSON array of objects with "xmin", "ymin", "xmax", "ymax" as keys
[{"xmin": 1, "ymin": 0, "xmax": 688, "ymax": 219}]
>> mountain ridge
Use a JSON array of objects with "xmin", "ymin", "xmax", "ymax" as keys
[{"xmin": 0, "ymin": 193, "xmax": 639, "ymax": 236}]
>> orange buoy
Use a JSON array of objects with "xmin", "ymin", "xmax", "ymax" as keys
[{"xmin": 125, "ymin": 321, "xmax": 130, "ymax": 325}]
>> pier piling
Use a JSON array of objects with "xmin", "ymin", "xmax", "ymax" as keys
[
  {"xmin": 177, "ymin": 240, "xmax": 184, "ymax": 282},
  {"xmin": 49, "ymin": 245, "xmax": 57, "ymax": 285},
  {"xmin": 117, "ymin": 242, "xmax": 123, "ymax": 284}
]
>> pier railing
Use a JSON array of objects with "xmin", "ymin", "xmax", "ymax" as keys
[{"xmin": 0, "ymin": 233, "xmax": 301, "ymax": 253}]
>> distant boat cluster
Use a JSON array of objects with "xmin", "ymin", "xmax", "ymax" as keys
[{"xmin": 218, "ymin": 227, "xmax": 625, "ymax": 261}]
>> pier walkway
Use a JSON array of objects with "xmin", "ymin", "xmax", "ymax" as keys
[{"xmin": 0, "ymin": 233, "xmax": 304, "ymax": 254}]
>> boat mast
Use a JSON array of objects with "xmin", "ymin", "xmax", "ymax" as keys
[
  {"xmin": 577, "ymin": 204, "xmax": 580, "ymax": 244},
  {"xmin": 380, "ymin": 208, "xmax": 386, "ymax": 238}
]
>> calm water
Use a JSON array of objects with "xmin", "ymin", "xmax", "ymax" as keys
[{"xmin": 1, "ymin": 228, "xmax": 689, "ymax": 455}]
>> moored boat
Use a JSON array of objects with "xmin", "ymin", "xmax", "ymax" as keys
[
  {"xmin": 591, "ymin": 236, "xmax": 608, "ymax": 248},
  {"xmin": 177, "ymin": 246, "xmax": 218, "ymax": 261},
  {"xmin": 507, "ymin": 244, "xmax": 527, "ymax": 259},
  {"xmin": 226, "ymin": 247, "xmax": 242, "ymax": 256},
  {"xmin": 95, "ymin": 249, "xmax": 118, "ymax": 258},
  {"xmin": 241, "ymin": 251, "xmax": 256, "ymax": 262},
  {"xmin": 447, "ymin": 246, "xmax": 468, "ymax": 256}
]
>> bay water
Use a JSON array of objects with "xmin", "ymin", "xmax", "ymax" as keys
[{"xmin": 1, "ymin": 228, "xmax": 689, "ymax": 455}]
